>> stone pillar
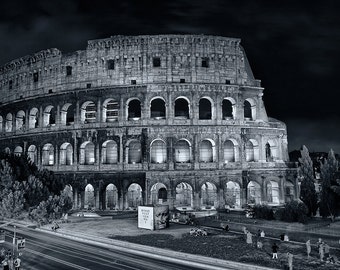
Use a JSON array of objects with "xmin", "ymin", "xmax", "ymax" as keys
[
  {"xmin": 95, "ymin": 189, "xmax": 100, "ymax": 210},
  {"xmin": 73, "ymin": 188, "xmax": 78, "ymax": 209},
  {"xmin": 39, "ymin": 105, "xmax": 43, "ymax": 127},
  {"xmin": 167, "ymin": 188, "xmax": 175, "ymax": 211},
  {"xmin": 279, "ymin": 176, "xmax": 285, "ymax": 204},
  {"xmin": 80, "ymin": 191, "xmax": 85, "ymax": 209},
  {"xmin": 55, "ymin": 144, "xmax": 59, "ymax": 168},
  {"xmin": 218, "ymin": 188, "xmax": 225, "ymax": 210},
  {"xmin": 75, "ymin": 100, "xmax": 80, "ymax": 124},
  {"xmin": 119, "ymin": 134, "xmax": 124, "ymax": 164},
  {"xmin": 118, "ymin": 190, "xmax": 124, "ymax": 210},
  {"xmin": 97, "ymin": 99, "xmax": 101, "ymax": 123}
]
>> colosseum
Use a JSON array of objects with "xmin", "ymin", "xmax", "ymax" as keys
[{"xmin": 0, "ymin": 34, "xmax": 298, "ymax": 211}]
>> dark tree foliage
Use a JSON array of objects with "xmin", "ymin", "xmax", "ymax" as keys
[
  {"xmin": 274, "ymin": 201, "xmax": 308, "ymax": 223},
  {"xmin": 253, "ymin": 204, "xmax": 274, "ymax": 220},
  {"xmin": 298, "ymin": 146, "xmax": 318, "ymax": 217}
]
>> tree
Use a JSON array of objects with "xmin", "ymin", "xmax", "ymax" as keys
[
  {"xmin": 0, "ymin": 182, "xmax": 25, "ymax": 219},
  {"xmin": 319, "ymin": 149, "xmax": 340, "ymax": 220},
  {"xmin": 298, "ymin": 145, "xmax": 318, "ymax": 216}
]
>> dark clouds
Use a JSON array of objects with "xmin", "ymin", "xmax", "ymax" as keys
[{"xmin": 0, "ymin": 0, "xmax": 339, "ymax": 153}]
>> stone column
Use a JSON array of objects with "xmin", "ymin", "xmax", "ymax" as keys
[
  {"xmin": 279, "ymin": 175, "xmax": 285, "ymax": 204},
  {"xmin": 73, "ymin": 188, "xmax": 78, "ymax": 209},
  {"xmin": 97, "ymin": 99, "xmax": 101, "ymax": 123},
  {"xmin": 95, "ymin": 189, "xmax": 100, "ymax": 210}
]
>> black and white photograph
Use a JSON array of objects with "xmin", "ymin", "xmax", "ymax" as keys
[{"xmin": 0, "ymin": 1, "xmax": 340, "ymax": 269}]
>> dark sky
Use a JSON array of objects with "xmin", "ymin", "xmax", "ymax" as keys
[{"xmin": 1, "ymin": 0, "xmax": 339, "ymax": 154}]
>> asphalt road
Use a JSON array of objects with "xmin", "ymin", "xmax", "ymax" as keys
[{"xmin": 1, "ymin": 226, "xmax": 199, "ymax": 270}]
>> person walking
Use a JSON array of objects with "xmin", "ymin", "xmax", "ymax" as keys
[
  {"xmin": 272, "ymin": 243, "xmax": 279, "ymax": 259},
  {"xmin": 1, "ymin": 257, "xmax": 9, "ymax": 270},
  {"xmin": 306, "ymin": 240, "xmax": 311, "ymax": 258},
  {"xmin": 319, "ymin": 242, "xmax": 325, "ymax": 261},
  {"xmin": 287, "ymin": 252, "xmax": 293, "ymax": 270},
  {"xmin": 246, "ymin": 231, "xmax": 253, "ymax": 244},
  {"xmin": 13, "ymin": 257, "xmax": 21, "ymax": 270}
]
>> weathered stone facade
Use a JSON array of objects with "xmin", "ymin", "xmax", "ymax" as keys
[{"xmin": 0, "ymin": 35, "xmax": 297, "ymax": 211}]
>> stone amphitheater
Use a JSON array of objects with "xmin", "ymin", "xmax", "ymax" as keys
[{"xmin": 0, "ymin": 35, "xmax": 297, "ymax": 211}]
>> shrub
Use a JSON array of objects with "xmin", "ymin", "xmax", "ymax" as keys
[
  {"xmin": 253, "ymin": 204, "xmax": 274, "ymax": 220},
  {"xmin": 277, "ymin": 200, "xmax": 308, "ymax": 223}
]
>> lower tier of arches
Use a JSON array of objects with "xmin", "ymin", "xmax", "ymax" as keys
[{"xmin": 58, "ymin": 169, "xmax": 298, "ymax": 211}]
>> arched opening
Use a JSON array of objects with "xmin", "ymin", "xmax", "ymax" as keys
[
  {"xmin": 266, "ymin": 140, "xmax": 279, "ymax": 162},
  {"xmin": 105, "ymin": 184, "xmax": 118, "ymax": 210},
  {"xmin": 224, "ymin": 140, "xmax": 235, "ymax": 162},
  {"xmin": 102, "ymin": 140, "xmax": 118, "ymax": 164},
  {"xmin": 150, "ymin": 98, "xmax": 166, "ymax": 119},
  {"xmin": 199, "ymin": 98, "xmax": 212, "ymax": 120},
  {"xmin": 175, "ymin": 98, "xmax": 189, "ymax": 119},
  {"xmin": 60, "ymin": 143, "xmax": 73, "ymax": 165},
  {"xmin": 60, "ymin": 103, "xmax": 74, "ymax": 126},
  {"xmin": 16, "ymin": 110, "xmax": 25, "ymax": 131},
  {"xmin": 127, "ymin": 183, "xmax": 143, "ymax": 208},
  {"xmin": 199, "ymin": 139, "xmax": 215, "ymax": 162},
  {"xmin": 201, "ymin": 182, "xmax": 217, "ymax": 209},
  {"xmin": 285, "ymin": 181, "xmax": 295, "ymax": 203},
  {"xmin": 175, "ymin": 139, "xmax": 191, "ymax": 163},
  {"xmin": 80, "ymin": 142, "xmax": 95, "ymax": 165},
  {"xmin": 245, "ymin": 140, "xmax": 259, "ymax": 162},
  {"xmin": 265, "ymin": 143, "xmax": 272, "ymax": 162},
  {"xmin": 14, "ymin": 146, "xmax": 23, "ymax": 156},
  {"xmin": 247, "ymin": 181, "xmax": 261, "ymax": 204},
  {"xmin": 43, "ymin": 105, "xmax": 56, "ymax": 127},
  {"xmin": 127, "ymin": 99, "xmax": 141, "ymax": 120},
  {"xmin": 225, "ymin": 181, "xmax": 241, "ymax": 208},
  {"xmin": 81, "ymin": 101, "xmax": 96, "ymax": 123},
  {"xmin": 27, "ymin": 145, "xmax": 37, "ymax": 164},
  {"xmin": 267, "ymin": 181, "xmax": 280, "ymax": 205},
  {"xmin": 42, "ymin": 143, "xmax": 54, "ymax": 166},
  {"xmin": 222, "ymin": 98, "xmax": 235, "ymax": 120},
  {"xmin": 175, "ymin": 182, "xmax": 193, "ymax": 209},
  {"xmin": 5, "ymin": 113, "xmax": 13, "ymax": 132},
  {"xmin": 244, "ymin": 99, "xmax": 256, "ymax": 120},
  {"xmin": 103, "ymin": 99, "xmax": 119, "ymax": 122},
  {"xmin": 84, "ymin": 184, "xmax": 95, "ymax": 210},
  {"xmin": 29, "ymin": 108, "xmax": 39, "ymax": 129},
  {"xmin": 128, "ymin": 141, "xmax": 142, "ymax": 164},
  {"xmin": 150, "ymin": 183, "xmax": 167, "ymax": 204},
  {"xmin": 150, "ymin": 139, "xmax": 167, "ymax": 163}
]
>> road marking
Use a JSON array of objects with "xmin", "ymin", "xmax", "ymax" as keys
[{"xmin": 26, "ymin": 248, "xmax": 91, "ymax": 270}]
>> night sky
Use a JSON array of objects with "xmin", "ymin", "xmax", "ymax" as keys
[{"xmin": 1, "ymin": 0, "xmax": 339, "ymax": 154}]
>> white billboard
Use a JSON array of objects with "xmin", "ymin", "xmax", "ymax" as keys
[{"xmin": 138, "ymin": 206, "xmax": 154, "ymax": 230}]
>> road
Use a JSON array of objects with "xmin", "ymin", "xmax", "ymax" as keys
[{"xmin": 1, "ymin": 226, "xmax": 199, "ymax": 270}]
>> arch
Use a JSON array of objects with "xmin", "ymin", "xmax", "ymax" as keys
[
  {"xmin": 244, "ymin": 98, "xmax": 256, "ymax": 120},
  {"xmin": 43, "ymin": 105, "xmax": 56, "ymax": 127},
  {"xmin": 247, "ymin": 181, "xmax": 261, "ymax": 204},
  {"xmin": 225, "ymin": 181, "xmax": 241, "ymax": 208},
  {"xmin": 266, "ymin": 139, "xmax": 279, "ymax": 161},
  {"xmin": 81, "ymin": 101, "xmax": 96, "ymax": 123},
  {"xmin": 84, "ymin": 184, "xmax": 95, "ymax": 210},
  {"xmin": 224, "ymin": 139, "xmax": 238, "ymax": 162},
  {"xmin": 60, "ymin": 103, "xmax": 74, "ymax": 126},
  {"xmin": 14, "ymin": 146, "xmax": 23, "ymax": 156},
  {"xmin": 102, "ymin": 140, "xmax": 118, "ymax": 164},
  {"xmin": 267, "ymin": 181, "xmax": 280, "ymax": 204},
  {"xmin": 175, "ymin": 182, "xmax": 193, "ymax": 209},
  {"xmin": 5, "ymin": 113, "xmax": 13, "ymax": 132},
  {"xmin": 175, "ymin": 139, "xmax": 191, "ymax": 163},
  {"xmin": 222, "ymin": 98, "xmax": 236, "ymax": 120},
  {"xmin": 150, "ymin": 139, "xmax": 167, "ymax": 163},
  {"xmin": 105, "ymin": 184, "xmax": 118, "ymax": 210},
  {"xmin": 199, "ymin": 98, "xmax": 212, "ymax": 120},
  {"xmin": 127, "ymin": 183, "xmax": 143, "ymax": 208},
  {"xmin": 174, "ymin": 97, "xmax": 190, "ymax": 119},
  {"xmin": 150, "ymin": 97, "xmax": 166, "ymax": 119},
  {"xmin": 42, "ymin": 143, "xmax": 54, "ymax": 166},
  {"xmin": 245, "ymin": 139, "xmax": 259, "ymax": 162},
  {"xmin": 102, "ymin": 98, "xmax": 119, "ymax": 122},
  {"xmin": 27, "ymin": 145, "xmax": 37, "ymax": 164},
  {"xmin": 199, "ymin": 139, "xmax": 215, "ymax": 162},
  {"xmin": 29, "ymin": 108, "xmax": 39, "ymax": 129},
  {"xmin": 60, "ymin": 142, "xmax": 73, "ymax": 165},
  {"xmin": 127, "ymin": 99, "xmax": 141, "ymax": 120},
  {"xmin": 16, "ymin": 110, "xmax": 26, "ymax": 131},
  {"xmin": 128, "ymin": 140, "xmax": 142, "ymax": 164},
  {"xmin": 0, "ymin": 116, "xmax": 3, "ymax": 133},
  {"xmin": 201, "ymin": 182, "xmax": 217, "ymax": 209},
  {"xmin": 80, "ymin": 141, "xmax": 95, "ymax": 165},
  {"xmin": 150, "ymin": 183, "xmax": 167, "ymax": 204}
]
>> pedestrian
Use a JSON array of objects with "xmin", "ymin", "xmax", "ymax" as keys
[
  {"xmin": 242, "ymin": 226, "xmax": 247, "ymax": 234},
  {"xmin": 246, "ymin": 231, "xmax": 253, "ymax": 244},
  {"xmin": 257, "ymin": 229, "xmax": 261, "ymax": 238},
  {"xmin": 306, "ymin": 240, "xmax": 311, "ymax": 258},
  {"xmin": 257, "ymin": 240, "xmax": 263, "ymax": 249},
  {"xmin": 13, "ymin": 257, "xmax": 21, "ymax": 270},
  {"xmin": 272, "ymin": 243, "xmax": 279, "ymax": 259},
  {"xmin": 287, "ymin": 252, "xmax": 293, "ymax": 270},
  {"xmin": 280, "ymin": 233, "xmax": 285, "ymax": 241},
  {"xmin": 1, "ymin": 257, "xmax": 9, "ymax": 270},
  {"xmin": 324, "ymin": 243, "xmax": 330, "ymax": 258},
  {"xmin": 284, "ymin": 234, "xmax": 289, "ymax": 242},
  {"xmin": 260, "ymin": 230, "xmax": 265, "ymax": 238},
  {"xmin": 319, "ymin": 242, "xmax": 325, "ymax": 261}
]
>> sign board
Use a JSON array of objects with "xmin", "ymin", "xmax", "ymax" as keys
[
  {"xmin": 16, "ymin": 238, "xmax": 25, "ymax": 249},
  {"xmin": 0, "ymin": 230, "xmax": 4, "ymax": 243},
  {"xmin": 138, "ymin": 205, "xmax": 169, "ymax": 230}
]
